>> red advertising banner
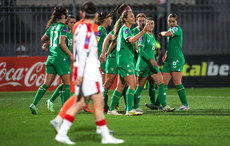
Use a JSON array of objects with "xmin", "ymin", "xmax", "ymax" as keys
[{"xmin": 0, "ymin": 56, "xmax": 61, "ymax": 92}]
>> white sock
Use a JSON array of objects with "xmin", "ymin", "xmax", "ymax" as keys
[
  {"xmin": 99, "ymin": 125, "xmax": 110, "ymax": 138},
  {"xmin": 58, "ymin": 119, "xmax": 72, "ymax": 136},
  {"xmin": 54, "ymin": 115, "xmax": 63, "ymax": 123}
]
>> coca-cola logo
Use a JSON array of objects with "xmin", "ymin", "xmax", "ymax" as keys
[{"xmin": 0, "ymin": 61, "xmax": 60, "ymax": 88}]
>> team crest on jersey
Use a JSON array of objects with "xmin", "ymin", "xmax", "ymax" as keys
[
  {"xmin": 125, "ymin": 29, "xmax": 129, "ymax": 34},
  {"xmin": 128, "ymin": 69, "xmax": 132, "ymax": 73},
  {"xmin": 111, "ymin": 68, "xmax": 114, "ymax": 71},
  {"xmin": 63, "ymin": 27, "xmax": 67, "ymax": 33},
  {"xmin": 139, "ymin": 36, "xmax": 143, "ymax": 42},
  {"xmin": 173, "ymin": 27, "xmax": 178, "ymax": 32}
]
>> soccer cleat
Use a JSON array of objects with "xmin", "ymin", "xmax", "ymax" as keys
[
  {"xmin": 125, "ymin": 109, "xmax": 136, "ymax": 116},
  {"xmin": 55, "ymin": 134, "xmax": 75, "ymax": 145},
  {"xmin": 46, "ymin": 99, "xmax": 54, "ymax": 112},
  {"xmin": 50, "ymin": 119, "xmax": 62, "ymax": 133},
  {"xmin": 107, "ymin": 110, "xmax": 122, "ymax": 115},
  {"xmin": 135, "ymin": 108, "xmax": 144, "ymax": 113},
  {"xmin": 83, "ymin": 104, "xmax": 91, "ymax": 112},
  {"xmin": 177, "ymin": 105, "xmax": 190, "ymax": 110},
  {"xmin": 101, "ymin": 135, "xmax": 124, "ymax": 144},
  {"xmin": 145, "ymin": 103, "xmax": 160, "ymax": 110},
  {"xmin": 162, "ymin": 105, "xmax": 176, "ymax": 112},
  {"xmin": 29, "ymin": 104, "xmax": 38, "ymax": 115},
  {"xmin": 96, "ymin": 129, "xmax": 115, "ymax": 135}
]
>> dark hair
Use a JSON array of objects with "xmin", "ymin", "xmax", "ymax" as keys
[
  {"xmin": 46, "ymin": 7, "xmax": 68, "ymax": 29},
  {"xmin": 168, "ymin": 13, "xmax": 178, "ymax": 20},
  {"xmin": 117, "ymin": 3, "xmax": 131, "ymax": 16},
  {"xmin": 81, "ymin": 1, "xmax": 96, "ymax": 19},
  {"xmin": 67, "ymin": 15, "xmax": 75, "ymax": 22},
  {"xmin": 112, "ymin": 10, "xmax": 131, "ymax": 42}
]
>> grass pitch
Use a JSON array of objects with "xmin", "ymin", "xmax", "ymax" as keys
[{"xmin": 0, "ymin": 87, "xmax": 230, "ymax": 146}]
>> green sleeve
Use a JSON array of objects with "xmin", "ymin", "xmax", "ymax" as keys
[
  {"xmin": 139, "ymin": 46, "xmax": 151, "ymax": 61},
  {"xmin": 123, "ymin": 27, "xmax": 133, "ymax": 41},
  {"xmin": 60, "ymin": 24, "xmax": 68, "ymax": 37},
  {"xmin": 169, "ymin": 26, "xmax": 180, "ymax": 37}
]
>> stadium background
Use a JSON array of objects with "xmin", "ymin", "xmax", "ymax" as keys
[{"xmin": 0, "ymin": 0, "xmax": 230, "ymax": 91}]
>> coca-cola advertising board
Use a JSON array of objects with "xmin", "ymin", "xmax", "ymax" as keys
[{"xmin": 0, "ymin": 56, "xmax": 60, "ymax": 92}]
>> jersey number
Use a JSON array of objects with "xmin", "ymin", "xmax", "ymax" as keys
[{"xmin": 50, "ymin": 31, "xmax": 58, "ymax": 47}]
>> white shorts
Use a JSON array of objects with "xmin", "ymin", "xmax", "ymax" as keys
[{"xmin": 74, "ymin": 68, "xmax": 104, "ymax": 97}]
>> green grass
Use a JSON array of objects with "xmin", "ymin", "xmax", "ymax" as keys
[{"xmin": 0, "ymin": 88, "xmax": 230, "ymax": 146}]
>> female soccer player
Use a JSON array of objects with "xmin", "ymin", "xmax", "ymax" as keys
[
  {"xmin": 107, "ymin": 10, "xmax": 150, "ymax": 116},
  {"xmin": 29, "ymin": 7, "xmax": 72, "ymax": 115},
  {"xmin": 55, "ymin": 2, "xmax": 124, "ymax": 144},
  {"xmin": 100, "ymin": 4, "xmax": 132, "ymax": 115},
  {"xmin": 158, "ymin": 13, "xmax": 189, "ymax": 110},
  {"xmin": 134, "ymin": 17, "xmax": 175, "ymax": 112},
  {"xmin": 46, "ymin": 15, "xmax": 76, "ymax": 112}
]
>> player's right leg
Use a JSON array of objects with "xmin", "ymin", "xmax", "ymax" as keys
[
  {"xmin": 55, "ymin": 95, "xmax": 86, "ymax": 145},
  {"xmin": 30, "ymin": 73, "xmax": 56, "ymax": 115}
]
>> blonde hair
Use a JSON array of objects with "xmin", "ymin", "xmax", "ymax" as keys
[{"xmin": 136, "ymin": 13, "xmax": 147, "ymax": 21}]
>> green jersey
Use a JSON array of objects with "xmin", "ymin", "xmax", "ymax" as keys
[
  {"xmin": 97, "ymin": 26, "xmax": 107, "ymax": 57},
  {"xmin": 136, "ymin": 32, "xmax": 156, "ymax": 67},
  {"xmin": 116, "ymin": 25, "xmax": 134, "ymax": 67},
  {"xmin": 167, "ymin": 25, "xmax": 184, "ymax": 61},
  {"xmin": 131, "ymin": 27, "xmax": 139, "ymax": 35},
  {"xmin": 46, "ymin": 22, "xmax": 68, "ymax": 60}
]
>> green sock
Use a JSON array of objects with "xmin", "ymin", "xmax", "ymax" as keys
[
  {"xmin": 61, "ymin": 85, "xmax": 70, "ymax": 106},
  {"xmin": 104, "ymin": 88, "xmax": 109, "ymax": 109},
  {"xmin": 50, "ymin": 84, "xmax": 63, "ymax": 103},
  {"xmin": 134, "ymin": 86, "xmax": 144, "ymax": 109},
  {"xmin": 33, "ymin": 84, "xmax": 48, "ymax": 106},
  {"xmin": 147, "ymin": 82, "xmax": 156, "ymax": 104},
  {"xmin": 109, "ymin": 90, "xmax": 122, "ymax": 111},
  {"xmin": 126, "ymin": 88, "xmax": 135, "ymax": 111},
  {"xmin": 176, "ymin": 84, "xmax": 188, "ymax": 106},
  {"xmin": 157, "ymin": 83, "xmax": 167, "ymax": 107}
]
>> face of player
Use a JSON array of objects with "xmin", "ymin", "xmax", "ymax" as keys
[
  {"xmin": 125, "ymin": 11, "xmax": 135, "ymax": 25},
  {"xmin": 67, "ymin": 18, "xmax": 76, "ymax": 30},
  {"xmin": 105, "ymin": 17, "xmax": 113, "ymax": 27},
  {"xmin": 147, "ymin": 20, "xmax": 154, "ymax": 32},
  {"xmin": 137, "ymin": 17, "xmax": 146, "ymax": 29},
  {"xmin": 168, "ymin": 17, "xmax": 177, "ymax": 28}
]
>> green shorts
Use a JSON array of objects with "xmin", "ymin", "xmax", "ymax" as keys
[
  {"xmin": 46, "ymin": 57, "xmax": 71, "ymax": 76},
  {"xmin": 118, "ymin": 61, "xmax": 135, "ymax": 78},
  {"xmin": 136, "ymin": 64, "xmax": 160, "ymax": 78},
  {"xmin": 162, "ymin": 59, "xmax": 185, "ymax": 73},
  {"xmin": 106, "ymin": 57, "xmax": 118, "ymax": 74}
]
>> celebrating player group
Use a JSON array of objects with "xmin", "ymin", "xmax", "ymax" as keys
[{"xmin": 29, "ymin": 1, "xmax": 189, "ymax": 145}]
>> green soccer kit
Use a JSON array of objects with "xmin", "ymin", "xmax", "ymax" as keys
[
  {"xmin": 116, "ymin": 25, "xmax": 135, "ymax": 78},
  {"xmin": 136, "ymin": 32, "xmax": 160, "ymax": 77},
  {"xmin": 162, "ymin": 25, "xmax": 185, "ymax": 73},
  {"xmin": 45, "ymin": 22, "xmax": 71, "ymax": 75},
  {"xmin": 97, "ymin": 26, "xmax": 107, "ymax": 74}
]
